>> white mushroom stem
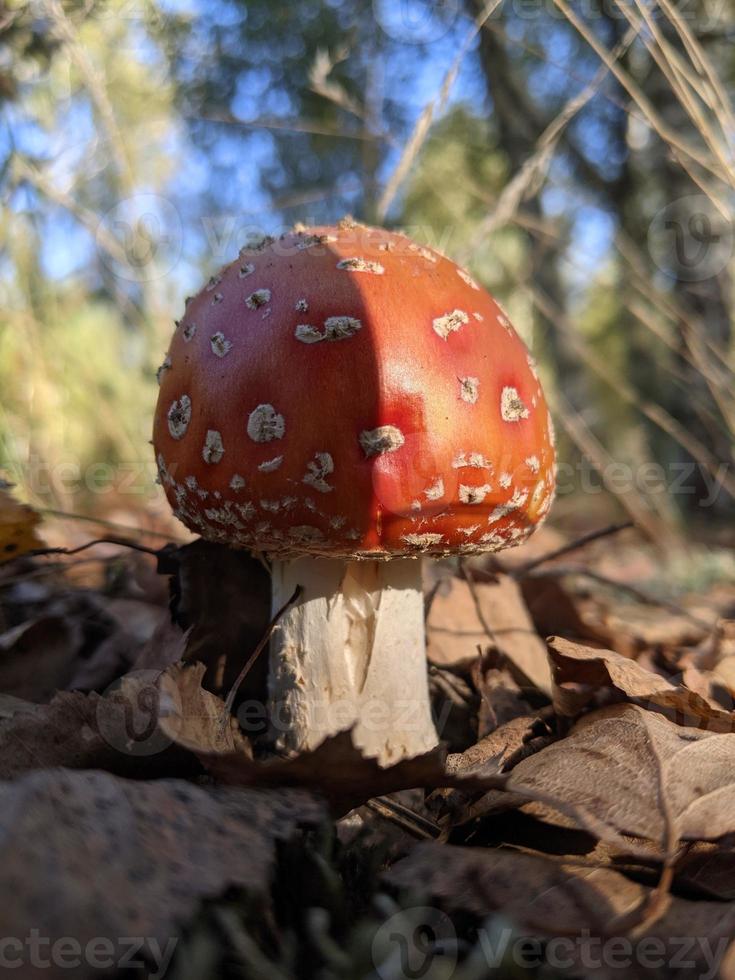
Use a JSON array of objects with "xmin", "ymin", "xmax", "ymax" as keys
[{"xmin": 268, "ymin": 557, "xmax": 438, "ymax": 765}]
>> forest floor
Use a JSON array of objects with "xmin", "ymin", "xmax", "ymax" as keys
[{"xmin": 1, "ymin": 485, "xmax": 735, "ymax": 980}]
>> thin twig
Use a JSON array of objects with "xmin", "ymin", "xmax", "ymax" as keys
[
  {"xmin": 510, "ymin": 522, "xmax": 634, "ymax": 578},
  {"xmin": 223, "ymin": 586, "xmax": 302, "ymax": 718},
  {"xmin": 526, "ymin": 565, "xmax": 715, "ymax": 632},
  {"xmin": 423, "ymin": 578, "xmax": 443, "ymax": 621},
  {"xmin": 37, "ymin": 509, "xmax": 183, "ymax": 542},
  {"xmin": 365, "ymin": 796, "xmax": 440, "ymax": 840},
  {"xmin": 0, "ymin": 553, "xmax": 149, "ymax": 587},
  {"xmin": 23, "ymin": 536, "xmax": 161, "ymax": 560},
  {"xmin": 459, "ymin": 562, "xmax": 498, "ymax": 647}
]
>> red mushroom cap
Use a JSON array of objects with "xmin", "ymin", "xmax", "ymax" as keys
[{"xmin": 153, "ymin": 221, "xmax": 556, "ymax": 558}]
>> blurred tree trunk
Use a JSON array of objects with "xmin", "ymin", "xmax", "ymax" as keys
[{"xmin": 465, "ymin": 1, "xmax": 577, "ymax": 391}]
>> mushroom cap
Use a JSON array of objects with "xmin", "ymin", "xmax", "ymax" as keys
[{"xmin": 153, "ymin": 222, "xmax": 556, "ymax": 558}]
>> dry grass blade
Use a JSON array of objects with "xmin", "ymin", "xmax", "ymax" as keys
[
  {"xmin": 626, "ymin": 297, "xmax": 735, "ymax": 438},
  {"xmin": 622, "ymin": 0, "xmax": 735, "ymax": 193},
  {"xmin": 458, "ymin": 25, "xmax": 638, "ymax": 261},
  {"xmin": 308, "ymin": 46, "xmax": 368, "ymax": 122},
  {"xmin": 655, "ymin": 0, "xmax": 735, "ymax": 136},
  {"xmin": 376, "ymin": 0, "xmax": 503, "ymax": 221},
  {"xmin": 616, "ymin": 232, "xmax": 735, "ymax": 376},
  {"xmin": 185, "ymin": 109, "xmax": 383, "ymax": 143},
  {"xmin": 40, "ymin": 0, "xmax": 133, "ymax": 188},
  {"xmin": 551, "ymin": 0, "xmax": 732, "ymax": 189},
  {"xmin": 544, "ymin": 390, "xmax": 673, "ymax": 539},
  {"xmin": 529, "ymin": 284, "xmax": 735, "ymax": 499},
  {"xmin": 12, "ymin": 157, "xmax": 129, "ymax": 268}
]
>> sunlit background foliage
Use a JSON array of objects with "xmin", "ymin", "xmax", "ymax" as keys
[{"xmin": 1, "ymin": 0, "xmax": 733, "ymax": 540}]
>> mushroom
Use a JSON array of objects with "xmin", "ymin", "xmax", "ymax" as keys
[{"xmin": 153, "ymin": 222, "xmax": 556, "ymax": 764}]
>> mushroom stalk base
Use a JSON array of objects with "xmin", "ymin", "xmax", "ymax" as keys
[{"xmin": 268, "ymin": 557, "xmax": 438, "ymax": 765}]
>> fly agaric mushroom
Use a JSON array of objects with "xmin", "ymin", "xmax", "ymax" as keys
[{"xmin": 153, "ymin": 221, "xmax": 555, "ymax": 764}]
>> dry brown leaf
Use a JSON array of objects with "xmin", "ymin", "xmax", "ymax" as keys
[
  {"xmin": 428, "ymin": 667, "xmax": 477, "ymax": 752},
  {"xmin": 388, "ymin": 843, "xmax": 735, "ymax": 977},
  {"xmin": 710, "ymin": 621, "xmax": 735, "ymax": 699},
  {"xmin": 133, "ymin": 613, "xmax": 188, "ymax": 672},
  {"xmin": 0, "ymin": 615, "xmax": 83, "ymax": 700},
  {"xmin": 200, "ymin": 730, "xmax": 451, "ymax": 816},
  {"xmin": 159, "ymin": 662, "xmax": 251, "ymax": 755},
  {"xmin": 0, "ymin": 768, "xmax": 324, "ymax": 979},
  {"xmin": 0, "ymin": 673, "xmax": 197, "ymax": 780},
  {"xmin": 472, "ymin": 704, "xmax": 735, "ymax": 847},
  {"xmin": 524, "ymin": 577, "xmax": 712, "ymax": 659},
  {"xmin": 426, "ymin": 576, "xmax": 486, "ymax": 668},
  {"xmin": 68, "ymin": 594, "xmax": 171, "ymax": 692},
  {"xmin": 428, "ymin": 714, "xmax": 542, "ymax": 824},
  {"xmin": 68, "ymin": 598, "xmax": 171, "ymax": 692},
  {"xmin": 722, "ymin": 939, "xmax": 735, "ymax": 980},
  {"xmin": 520, "ymin": 575, "xmax": 605, "ymax": 643},
  {"xmin": 0, "ymin": 488, "xmax": 43, "ymax": 563},
  {"xmin": 428, "ymin": 574, "xmax": 551, "ymax": 694},
  {"xmin": 0, "ymin": 692, "xmax": 111, "ymax": 779},
  {"xmin": 471, "ymin": 656, "xmax": 530, "ymax": 738},
  {"xmin": 676, "ymin": 842, "xmax": 735, "ymax": 900},
  {"xmin": 158, "ymin": 662, "xmax": 451, "ymax": 813},
  {"xmin": 388, "ymin": 842, "xmax": 648, "ymax": 932},
  {"xmin": 445, "ymin": 714, "xmax": 540, "ymax": 777},
  {"xmin": 156, "ymin": 663, "xmax": 648, "ymax": 852},
  {"xmin": 548, "ymin": 635, "xmax": 735, "ymax": 731},
  {"xmin": 602, "ymin": 602, "xmax": 709, "ymax": 650},
  {"xmin": 66, "ymin": 630, "xmax": 137, "ymax": 693}
]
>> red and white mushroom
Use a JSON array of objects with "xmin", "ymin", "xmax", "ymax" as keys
[{"xmin": 153, "ymin": 220, "xmax": 556, "ymax": 764}]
